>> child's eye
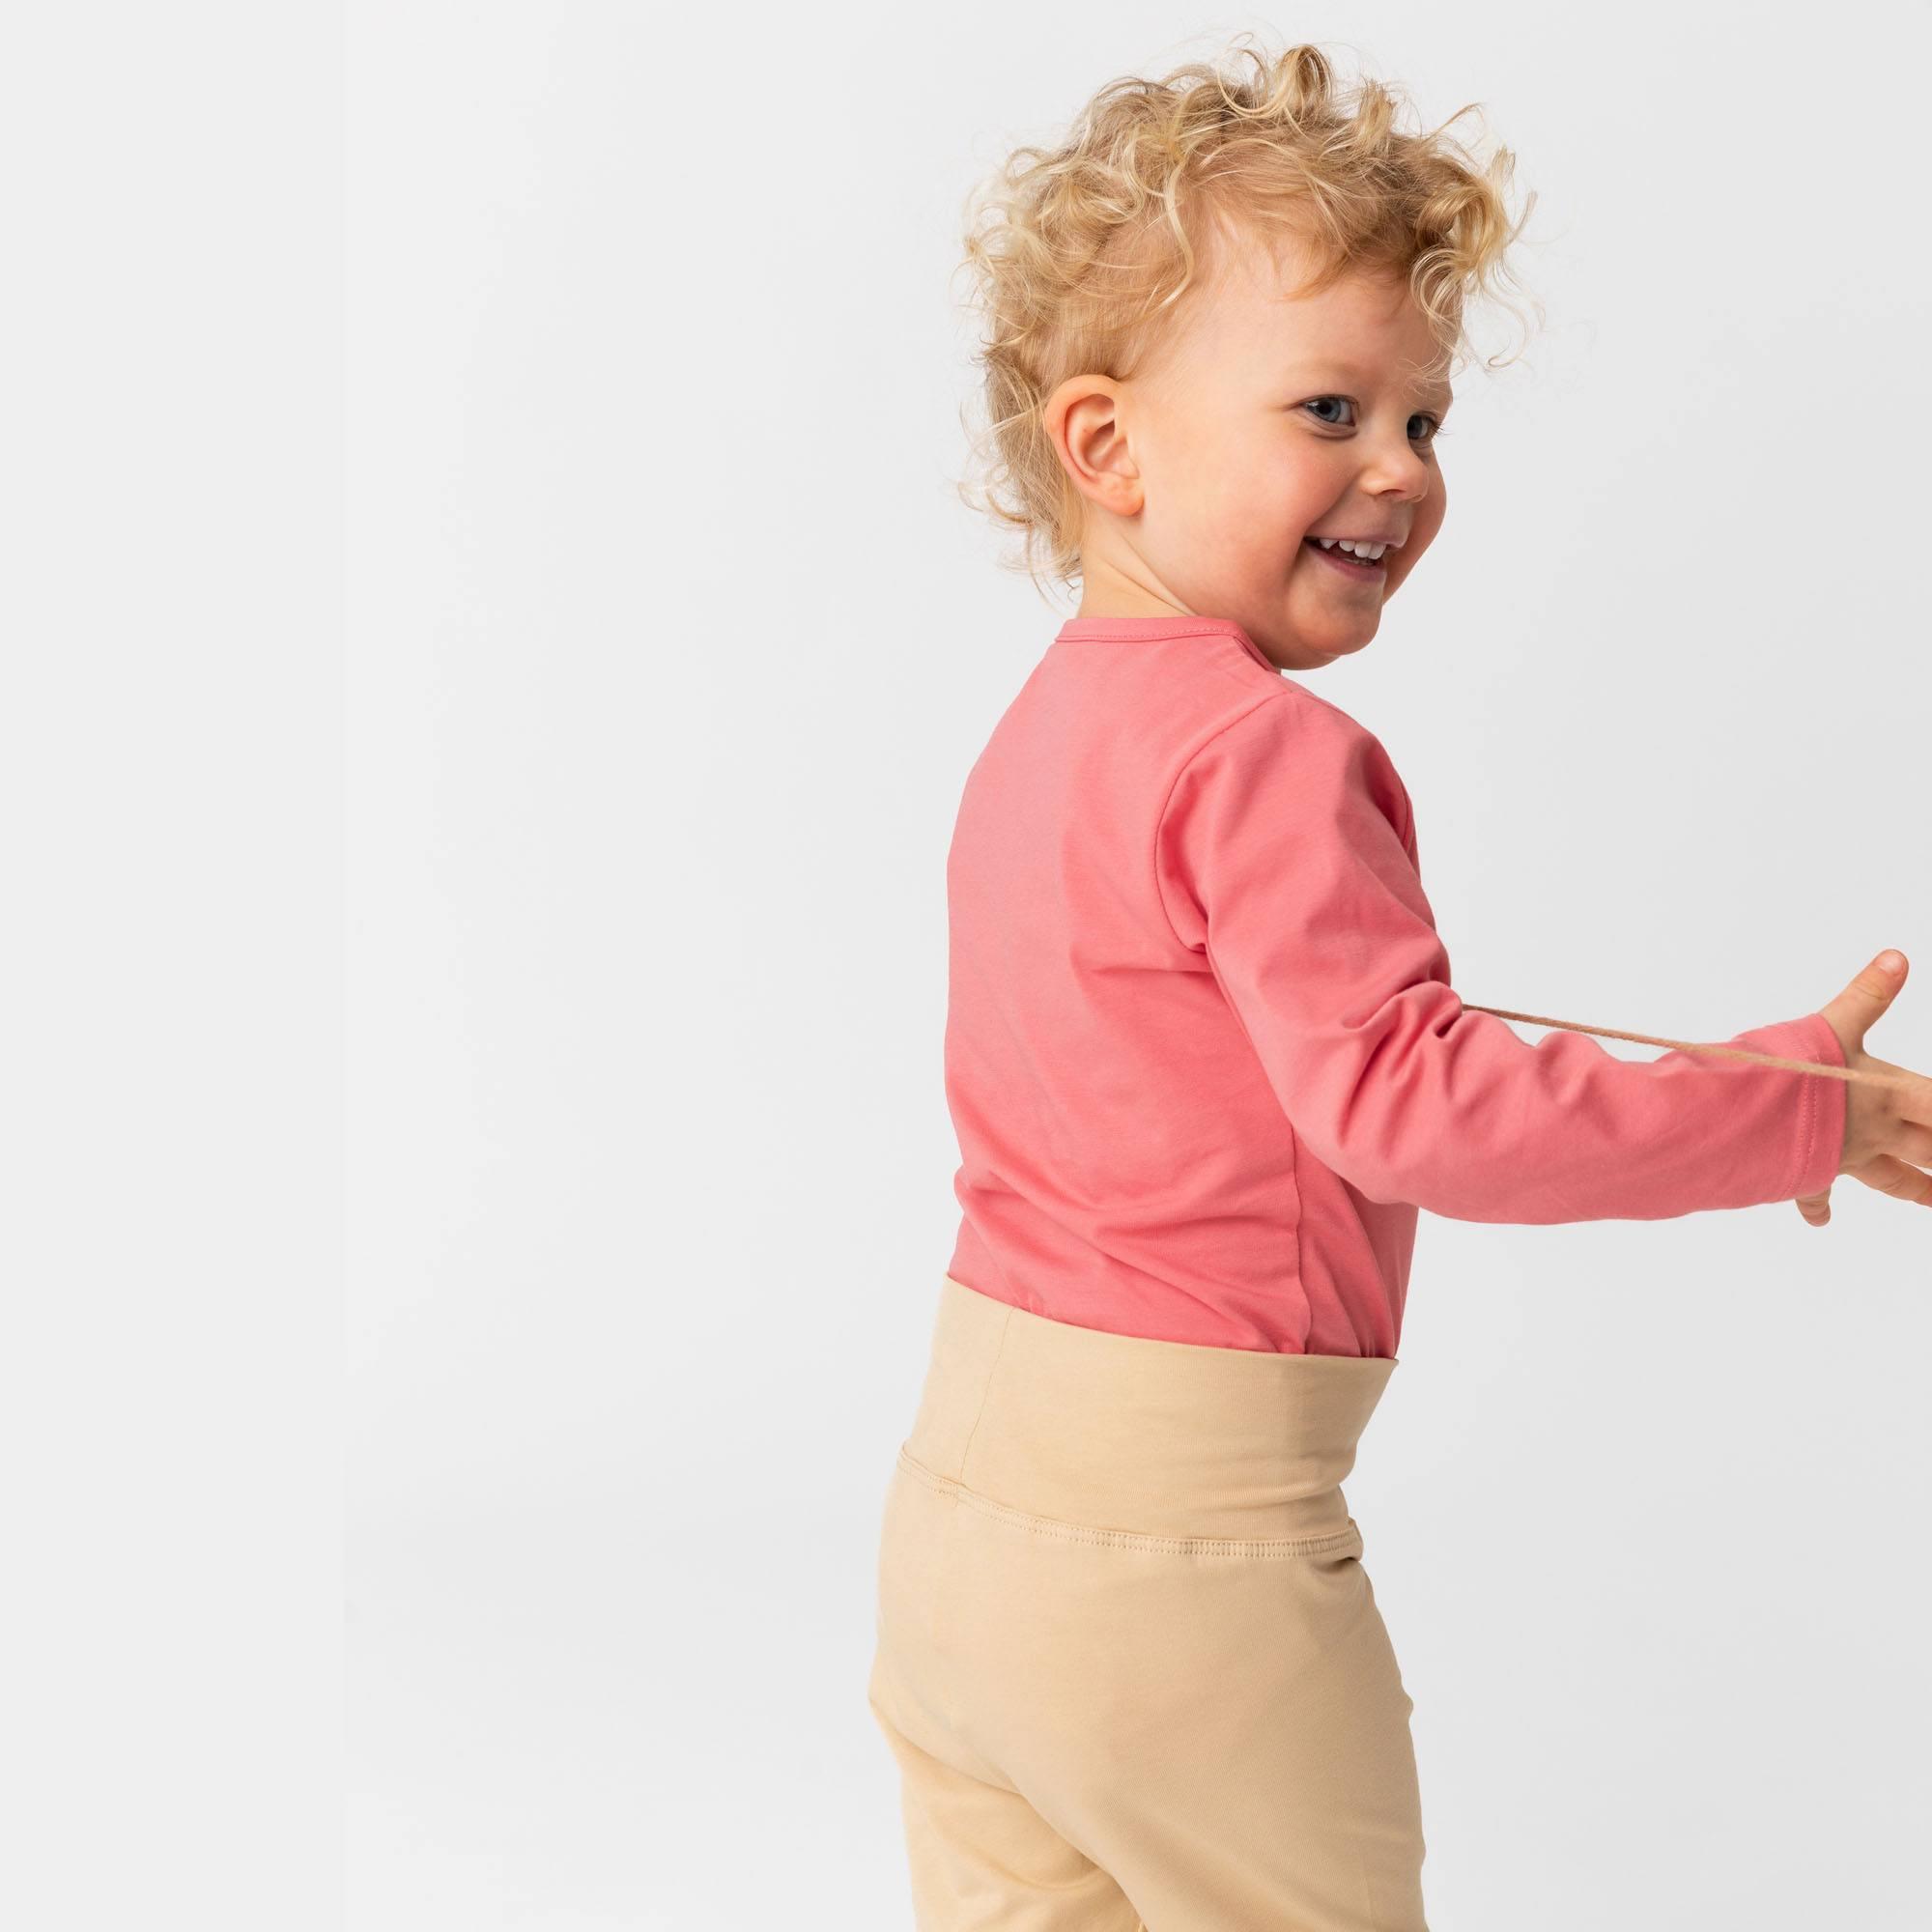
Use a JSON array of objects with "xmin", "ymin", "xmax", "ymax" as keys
[{"xmin": 1300, "ymin": 396, "xmax": 1446, "ymax": 445}]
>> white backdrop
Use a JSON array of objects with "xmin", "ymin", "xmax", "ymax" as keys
[
  {"xmin": 3, "ymin": 7, "xmax": 340, "ymax": 1929},
  {"xmin": 308, "ymin": 4, "xmax": 1932, "ymax": 1928}
]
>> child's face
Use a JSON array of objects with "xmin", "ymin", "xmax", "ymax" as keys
[{"xmin": 1053, "ymin": 232, "xmax": 1451, "ymax": 671}]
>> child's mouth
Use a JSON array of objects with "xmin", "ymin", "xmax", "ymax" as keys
[{"xmin": 1303, "ymin": 538, "xmax": 1386, "ymax": 582}]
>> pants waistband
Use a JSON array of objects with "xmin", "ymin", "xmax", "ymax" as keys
[{"xmin": 900, "ymin": 1275, "xmax": 1397, "ymax": 1543}]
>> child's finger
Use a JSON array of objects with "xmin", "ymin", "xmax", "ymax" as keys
[{"xmin": 1850, "ymin": 1154, "xmax": 1932, "ymax": 1208}]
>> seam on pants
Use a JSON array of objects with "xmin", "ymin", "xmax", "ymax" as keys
[
  {"xmin": 952, "ymin": 1297, "xmax": 1012, "ymax": 1487},
  {"xmin": 896, "ymin": 1445, "xmax": 1363, "ymax": 1558}
]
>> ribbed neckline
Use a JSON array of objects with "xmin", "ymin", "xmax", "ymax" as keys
[{"xmin": 1056, "ymin": 614, "xmax": 1278, "ymax": 675}]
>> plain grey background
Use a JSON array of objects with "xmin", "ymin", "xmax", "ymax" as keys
[
  {"xmin": 4, "ymin": 6, "xmax": 338, "ymax": 1930},
  {"xmin": 344, "ymin": 6, "xmax": 1928, "ymax": 1929},
  {"xmin": 17, "ymin": 5, "xmax": 1924, "ymax": 1929}
]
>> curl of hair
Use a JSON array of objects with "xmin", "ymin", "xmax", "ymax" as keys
[{"xmin": 950, "ymin": 36, "xmax": 1544, "ymax": 602}]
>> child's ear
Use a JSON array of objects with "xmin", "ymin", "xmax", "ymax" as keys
[{"xmin": 1045, "ymin": 376, "xmax": 1144, "ymax": 518}]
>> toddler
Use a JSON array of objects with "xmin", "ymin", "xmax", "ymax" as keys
[{"xmin": 866, "ymin": 37, "xmax": 1931, "ymax": 1931}]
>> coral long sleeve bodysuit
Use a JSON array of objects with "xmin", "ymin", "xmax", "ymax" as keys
[{"xmin": 941, "ymin": 614, "xmax": 1848, "ymax": 1357}]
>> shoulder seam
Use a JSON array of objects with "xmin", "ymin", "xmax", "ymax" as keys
[{"xmin": 1150, "ymin": 688, "xmax": 1302, "ymax": 952}]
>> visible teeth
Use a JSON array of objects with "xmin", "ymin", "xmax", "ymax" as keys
[{"xmin": 1316, "ymin": 537, "xmax": 1388, "ymax": 560}]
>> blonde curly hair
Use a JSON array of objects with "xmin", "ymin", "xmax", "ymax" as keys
[{"xmin": 952, "ymin": 36, "xmax": 1543, "ymax": 600}]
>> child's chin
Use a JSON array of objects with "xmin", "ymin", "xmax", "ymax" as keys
[
  {"xmin": 1288, "ymin": 589, "xmax": 1382, "ymax": 636},
  {"xmin": 1306, "ymin": 619, "xmax": 1379, "ymax": 660}
]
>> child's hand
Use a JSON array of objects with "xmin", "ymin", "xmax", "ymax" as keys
[{"xmin": 1795, "ymin": 951, "xmax": 1932, "ymax": 1226}]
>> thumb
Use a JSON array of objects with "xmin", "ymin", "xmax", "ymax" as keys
[{"xmin": 1819, "ymin": 950, "xmax": 1908, "ymax": 1057}]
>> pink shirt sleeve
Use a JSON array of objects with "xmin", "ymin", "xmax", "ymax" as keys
[{"xmin": 1154, "ymin": 692, "xmax": 1847, "ymax": 1223}]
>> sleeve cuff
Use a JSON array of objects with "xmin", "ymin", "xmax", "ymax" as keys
[{"xmin": 1784, "ymin": 1010, "xmax": 1848, "ymax": 1199}]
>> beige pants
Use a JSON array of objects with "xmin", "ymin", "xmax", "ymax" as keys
[{"xmin": 867, "ymin": 1274, "xmax": 1430, "ymax": 1931}]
